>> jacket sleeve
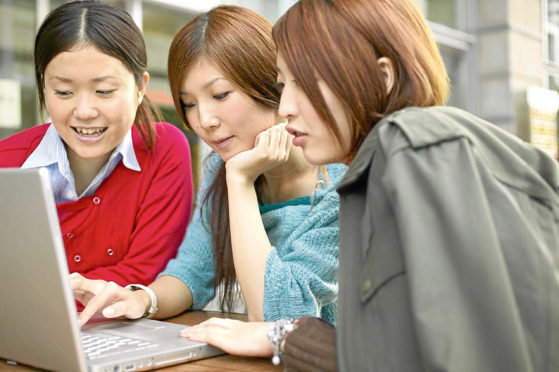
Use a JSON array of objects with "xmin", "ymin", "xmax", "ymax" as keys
[
  {"xmin": 262, "ymin": 190, "xmax": 340, "ymax": 323},
  {"xmin": 381, "ymin": 135, "xmax": 534, "ymax": 371},
  {"xmin": 80, "ymin": 126, "xmax": 193, "ymax": 286}
]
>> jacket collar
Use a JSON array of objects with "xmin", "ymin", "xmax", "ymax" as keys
[{"xmin": 336, "ymin": 120, "xmax": 382, "ymax": 192}]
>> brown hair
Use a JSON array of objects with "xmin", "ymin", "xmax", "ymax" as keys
[
  {"xmin": 34, "ymin": 0, "xmax": 159, "ymax": 148},
  {"xmin": 167, "ymin": 5, "xmax": 279, "ymax": 311},
  {"xmin": 273, "ymin": 0, "xmax": 449, "ymax": 162}
]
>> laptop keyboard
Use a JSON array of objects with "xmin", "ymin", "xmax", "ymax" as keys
[{"xmin": 81, "ymin": 333, "xmax": 159, "ymax": 360}]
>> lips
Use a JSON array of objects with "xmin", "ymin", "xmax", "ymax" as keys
[
  {"xmin": 70, "ymin": 126, "xmax": 108, "ymax": 144},
  {"xmin": 286, "ymin": 126, "xmax": 307, "ymax": 147},
  {"xmin": 213, "ymin": 136, "xmax": 234, "ymax": 149},
  {"xmin": 72, "ymin": 126, "xmax": 107, "ymax": 137}
]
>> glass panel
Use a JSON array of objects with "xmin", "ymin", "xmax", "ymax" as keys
[
  {"xmin": 549, "ymin": 33, "xmax": 556, "ymax": 62},
  {"xmin": 0, "ymin": 0, "xmax": 37, "ymax": 140},
  {"xmin": 142, "ymin": 3, "xmax": 201, "ymax": 190},
  {"xmin": 439, "ymin": 45, "xmax": 465, "ymax": 109},
  {"xmin": 142, "ymin": 3, "xmax": 196, "ymax": 95},
  {"xmin": 548, "ymin": 74, "xmax": 559, "ymax": 91},
  {"xmin": 549, "ymin": 0, "xmax": 559, "ymax": 26},
  {"xmin": 426, "ymin": 0, "xmax": 457, "ymax": 29}
]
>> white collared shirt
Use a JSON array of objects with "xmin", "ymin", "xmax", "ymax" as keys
[{"xmin": 22, "ymin": 124, "xmax": 141, "ymax": 203}]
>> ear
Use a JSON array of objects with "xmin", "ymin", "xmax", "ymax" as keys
[
  {"xmin": 138, "ymin": 71, "xmax": 150, "ymax": 104},
  {"xmin": 377, "ymin": 57, "xmax": 395, "ymax": 95}
]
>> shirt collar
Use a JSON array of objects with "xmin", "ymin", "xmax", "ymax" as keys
[
  {"xmin": 117, "ymin": 129, "xmax": 141, "ymax": 172},
  {"xmin": 21, "ymin": 124, "xmax": 141, "ymax": 172},
  {"xmin": 21, "ymin": 124, "xmax": 69, "ymax": 171}
]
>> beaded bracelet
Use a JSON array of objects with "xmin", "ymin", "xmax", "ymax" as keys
[{"xmin": 267, "ymin": 319, "xmax": 297, "ymax": 365}]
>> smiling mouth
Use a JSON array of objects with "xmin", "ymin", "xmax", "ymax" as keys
[{"xmin": 72, "ymin": 127, "xmax": 107, "ymax": 136}]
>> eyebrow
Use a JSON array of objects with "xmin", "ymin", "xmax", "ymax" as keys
[
  {"xmin": 179, "ymin": 77, "xmax": 227, "ymax": 96},
  {"xmin": 47, "ymin": 75, "xmax": 119, "ymax": 83},
  {"xmin": 92, "ymin": 76, "xmax": 119, "ymax": 83}
]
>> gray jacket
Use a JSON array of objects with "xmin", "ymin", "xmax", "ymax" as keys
[{"xmin": 336, "ymin": 106, "xmax": 559, "ymax": 371}]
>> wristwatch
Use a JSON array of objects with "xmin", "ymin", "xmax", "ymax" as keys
[{"xmin": 124, "ymin": 284, "xmax": 158, "ymax": 319}]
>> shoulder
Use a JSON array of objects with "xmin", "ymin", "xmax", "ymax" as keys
[
  {"xmin": 306, "ymin": 166, "xmax": 345, "ymax": 223},
  {"xmin": 377, "ymin": 106, "xmax": 478, "ymax": 155},
  {"xmin": 379, "ymin": 107, "xmax": 559, "ymax": 202},
  {"xmin": 324, "ymin": 163, "xmax": 347, "ymax": 188},
  {"xmin": 133, "ymin": 122, "xmax": 189, "ymax": 151},
  {"xmin": 338, "ymin": 106, "xmax": 486, "ymax": 190},
  {"xmin": 154, "ymin": 122, "xmax": 189, "ymax": 145},
  {"xmin": 0, "ymin": 124, "xmax": 50, "ymax": 150},
  {"xmin": 133, "ymin": 122, "xmax": 191, "ymax": 163},
  {"xmin": 195, "ymin": 151, "xmax": 223, "ymax": 196},
  {"xmin": 0, "ymin": 124, "xmax": 50, "ymax": 167},
  {"xmin": 202, "ymin": 151, "xmax": 223, "ymax": 177}
]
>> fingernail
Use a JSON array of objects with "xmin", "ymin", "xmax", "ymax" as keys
[{"xmin": 103, "ymin": 307, "xmax": 115, "ymax": 317}]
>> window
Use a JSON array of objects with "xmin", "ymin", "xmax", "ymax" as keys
[
  {"xmin": 418, "ymin": 0, "xmax": 475, "ymax": 110},
  {"xmin": 0, "ymin": 0, "xmax": 37, "ymax": 140},
  {"xmin": 545, "ymin": 0, "xmax": 559, "ymax": 87}
]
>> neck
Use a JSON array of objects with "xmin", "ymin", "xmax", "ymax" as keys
[
  {"xmin": 67, "ymin": 146, "xmax": 111, "ymax": 196},
  {"xmin": 259, "ymin": 147, "xmax": 318, "ymax": 204}
]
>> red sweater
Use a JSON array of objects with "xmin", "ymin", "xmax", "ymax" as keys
[{"xmin": 0, "ymin": 123, "xmax": 193, "ymax": 288}]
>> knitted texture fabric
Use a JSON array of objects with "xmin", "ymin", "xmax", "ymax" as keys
[{"xmin": 160, "ymin": 153, "xmax": 346, "ymax": 323}]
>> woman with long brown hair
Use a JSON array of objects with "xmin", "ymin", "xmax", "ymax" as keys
[
  {"xmin": 71, "ymin": 5, "xmax": 344, "ymax": 325},
  {"xmin": 178, "ymin": 0, "xmax": 559, "ymax": 371}
]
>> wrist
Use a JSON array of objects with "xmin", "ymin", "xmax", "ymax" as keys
[
  {"xmin": 125, "ymin": 284, "xmax": 158, "ymax": 318},
  {"xmin": 267, "ymin": 319, "xmax": 297, "ymax": 365},
  {"xmin": 226, "ymin": 171, "xmax": 257, "ymax": 193}
]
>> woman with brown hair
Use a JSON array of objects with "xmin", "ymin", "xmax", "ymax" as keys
[
  {"xmin": 179, "ymin": 0, "xmax": 559, "ymax": 371},
  {"xmin": 0, "ymin": 0, "xmax": 193, "ymax": 295},
  {"xmin": 72, "ymin": 5, "xmax": 344, "ymax": 326}
]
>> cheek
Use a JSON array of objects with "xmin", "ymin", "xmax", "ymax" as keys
[
  {"xmin": 189, "ymin": 125, "xmax": 206, "ymax": 141},
  {"xmin": 233, "ymin": 102, "xmax": 271, "ymax": 136},
  {"xmin": 108, "ymin": 97, "xmax": 139, "ymax": 124},
  {"xmin": 45, "ymin": 97, "xmax": 68, "ymax": 121},
  {"xmin": 299, "ymin": 100, "xmax": 321, "ymax": 126}
]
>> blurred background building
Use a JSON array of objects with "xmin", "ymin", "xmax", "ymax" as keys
[{"xmin": 0, "ymin": 0, "xmax": 558, "ymax": 173}]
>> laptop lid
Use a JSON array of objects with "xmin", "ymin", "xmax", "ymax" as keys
[
  {"xmin": 0, "ymin": 168, "xmax": 87, "ymax": 372},
  {"xmin": 0, "ymin": 168, "xmax": 223, "ymax": 372}
]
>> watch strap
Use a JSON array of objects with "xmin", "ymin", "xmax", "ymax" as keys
[{"xmin": 124, "ymin": 284, "xmax": 158, "ymax": 319}]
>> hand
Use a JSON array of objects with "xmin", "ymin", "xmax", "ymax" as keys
[
  {"xmin": 180, "ymin": 317, "xmax": 273, "ymax": 357},
  {"xmin": 69, "ymin": 273, "xmax": 148, "ymax": 326},
  {"xmin": 225, "ymin": 122, "xmax": 293, "ymax": 183}
]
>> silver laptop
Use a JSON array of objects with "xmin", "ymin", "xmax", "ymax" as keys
[{"xmin": 0, "ymin": 168, "xmax": 223, "ymax": 372}]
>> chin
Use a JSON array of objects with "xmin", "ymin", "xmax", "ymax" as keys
[{"xmin": 303, "ymin": 152, "xmax": 329, "ymax": 166}]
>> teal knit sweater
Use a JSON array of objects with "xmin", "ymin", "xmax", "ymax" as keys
[{"xmin": 160, "ymin": 153, "xmax": 346, "ymax": 324}]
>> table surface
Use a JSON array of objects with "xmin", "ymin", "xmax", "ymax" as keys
[{"xmin": 0, "ymin": 310, "xmax": 282, "ymax": 371}]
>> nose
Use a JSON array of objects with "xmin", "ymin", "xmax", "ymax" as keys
[
  {"xmin": 278, "ymin": 84, "xmax": 297, "ymax": 123},
  {"xmin": 198, "ymin": 102, "xmax": 220, "ymax": 130},
  {"xmin": 73, "ymin": 94, "xmax": 99, "ymax": 120}
]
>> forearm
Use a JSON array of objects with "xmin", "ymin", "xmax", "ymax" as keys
[
  {"xmin": 148, "ymin": 275, "xmax": 193, "ymax": 319},
  {"xmin": 227, "ymin": 175, "xmax": 271, "ymax": 321}
]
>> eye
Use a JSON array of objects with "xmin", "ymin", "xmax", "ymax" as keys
[
  {"xmin": 54, "ymin": 90, "xmax": 72, "ymax": 97},
  {"xmin": 182, "ymin": 101, "xmax": 195, "ymax": 111},
  {"xmin": 96, "ymin": 89, "xmax": 116, "ymax": 95},
  {"xmin": 213, "ymin": 91, "xmax": 230, "ymax": 100}
]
